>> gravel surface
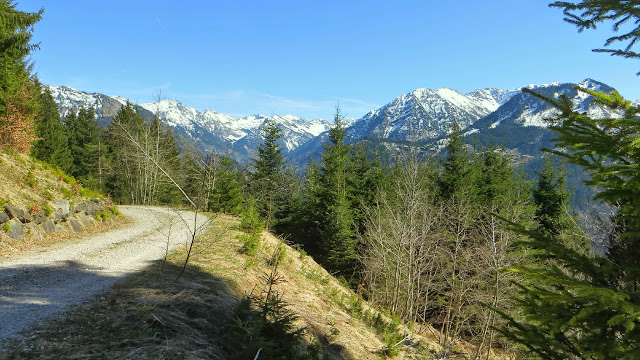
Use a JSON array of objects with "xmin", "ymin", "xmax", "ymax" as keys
[{"xmin": 0, "ymin": 205, "xmax": 208, "ymax": 345}]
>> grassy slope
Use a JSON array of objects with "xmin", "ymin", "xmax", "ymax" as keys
[
  {"xmin": 0, "ymin": 213, "xmax": 458, "ymax": 359},
  {"xmin": 0, "ymin": 151, "xmax": 122, "ymax": 257}
]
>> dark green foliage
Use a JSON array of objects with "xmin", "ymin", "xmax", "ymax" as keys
[
  {"xmin": 532, "ymin": 156, "xmax": 571, "ymax": 236},
  {"xmin": 0, "ymin": 1, "xmax": 42, "ymax": 153},
  {"xmin": 496, "ymin": 87, "xmax": 640, "ymax": 359},
  {"xmin": 208, "ymin": 156, "xmax": 244, "ymax": 215},
  {"xmin": 438, "ymin": 122, "xmax": 475, "ymax": 200},
  {"xmin": 253, "ymin": 120, "xmax": 284, "ymax": 181},
  {"xmin": 31, "ymin": 87, "xmax": 72, "ymax": 172},
  {"xmin": 314, "ymin": 108, "xmax": 357, "ymax": 276},
  {"xmin": 0, "ymin": 1, "xmax": 41, "ymax": 115},
  {"xmin": 251, "ymin": 120, "xmax": 289, "ymax": 230},
  {"xmin": 65, "ymin": 107, "xmax": 106, "ymax": 190}
]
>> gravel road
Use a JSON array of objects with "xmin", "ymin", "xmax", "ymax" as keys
[{"xmin": 0, "ymin": 205, "xmax": 208, "ymax": 345}]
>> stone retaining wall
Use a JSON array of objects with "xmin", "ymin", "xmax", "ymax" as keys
[{"xmin": 0, "ymin": 199, "xmax": 113, "ymax": 240}]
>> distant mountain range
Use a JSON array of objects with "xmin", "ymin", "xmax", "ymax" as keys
[{"xmin": 47, "ymin": 78, "xmax": 628, "ymax": 166}]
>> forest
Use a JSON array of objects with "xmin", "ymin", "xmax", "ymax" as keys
[{"xmin": 2, "ymin": 0, "xmax": 640, "ymax": 358}]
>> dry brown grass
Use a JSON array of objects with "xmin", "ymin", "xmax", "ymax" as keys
[
  {"xmin": 0, "ymin": 151, "xmax": 124, "ymax": 259},
  {"xmin": 0, "ymin": 214, "xmax": 446, "ymax": 359},
  {"xmin": 0, "ymin": 152, "xmax": 71, "ymax": 210}
]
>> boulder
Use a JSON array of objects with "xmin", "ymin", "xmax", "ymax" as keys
[
  {"xmin": 54, "ymin": 199, "xmax": 70, "ymax": 217},
  {"xmin": 68, "ymin": 218, "xmax": 83, "ymax": 233},
  {"xmin": 32, "ymin": 212, "xmax": 47, "ymax": 225},
  {"xmin": 72, "ymin": 200, "xmax": 101, "ymax": 217},
  {"xmin": 5, "ymin": 219, "xmax": 24, "ymax": 240},
  {"xmin": 78, "ymin": 213, "xmax": 93, "ymax": 227},
  {"xmin": 4, "ymin": 204, "xmax": 31, "ymax": 223},
  {"xmin": 40, "ymin": 219, "xmax": 56, "ymax": 234},
  {"xmin": 24, "ymin": 223, "xmax": 42, "ymax": 239},
  {"xmin": 0, "ymin": 211, "xmax": 8, "ymax": 224}
]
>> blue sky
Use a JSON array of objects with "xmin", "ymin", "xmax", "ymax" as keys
[{"xmin": 20, "ymin": 0, "xmax": 640, "ymax": 120}]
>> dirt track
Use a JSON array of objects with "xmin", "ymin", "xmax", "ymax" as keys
[{"xmin": 0, "ymin": 206, "xmax": 207, "ymax": 345}]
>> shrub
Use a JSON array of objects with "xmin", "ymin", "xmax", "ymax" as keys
[
  {"xmin": 25, "ymin": 168, "xmax": 37, "ymax": 187},
  {"xmin": 108, "ymin": 206, "xmax": 120, "ymax": 215},
  {"xmin": 238, "ymin": 233, "xmax": 260, "ymax": 256},
  {"xmin": 41, "ymin": 190, "xmax": 53, "ymax": 201},
  {"xmin": 61, "ymin": 186, "xmax": 73, "ymax": 200},
  {"xmin": 79, "ymin": 187, "xmax": 104, "ymax": 199},
  {"xmin": 43, "ymin": 203, "xmax": 53, "ymax": 216},
  {"xmin": 2, "ymin": 222, "xmax": 10, "ymax": 233},
  {"xmin": 267, "ymin": 242, "xmax": 287, "ymax": 267}
]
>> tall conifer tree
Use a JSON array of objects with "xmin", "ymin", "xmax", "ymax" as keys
[
  {"xmin": 0, "ymin": 1, "xmax": 42, "ymax": 153},
  {"xmin": 251, "ymin": 120, "xmax": 285, "ymax": 229},
  {"xmin": 31, "ymin": 88, "xmax": 72, "ymax": 172},
  {"xmin": 319, "ymin": 108, "xmax": 356, "ymax": 275}
]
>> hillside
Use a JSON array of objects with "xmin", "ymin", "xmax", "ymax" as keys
[
  {"xmin": 0, "ymin": 151, "xmax": 120, "ymax": 257},
  {"xmin": 0, "ymin": 212, "xmax": 507, "ymax": 359}
]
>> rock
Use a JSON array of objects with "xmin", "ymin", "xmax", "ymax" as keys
[
  {"xmin": 55, "ymin": 223, "xmax": 68, "ymax": 233},
  {"xmin": 68, "ymin": 218, "xmax": 83, "ymax": 233},
  {"xmin": 32, "ymin": 212, "xmax": 47, "ymax": 225},
  {"xmin": 24, "ymin": 223, "xmax": 42, "ymax": 239},
  {"xmin": 78, "ymin": 213, "xmax": 93, "ymax": 227},
  {"xmin": 72, "ymin": 200, "xmax": 100, "ymax": 217},
  {"xmin": 54, "ymin": 199, "xmax": 70, "ymax": 216},
  {"xmin": 5, "ymin": 219, "xmax": 24, "ymax": 240},
  {"xmin": 0, "ymin": 211, "xmax": 8, "ymax": 223},
  {"xmin": 54, "ymin": 211, "xmax": 66, "ymax": 224},
  {"xmin": 4, "ymin": 204, "xmax": 32, "ymax": 223},
  {"xmin": 40, "ymin": 219, "xmax": 56, "ymax": 234}
]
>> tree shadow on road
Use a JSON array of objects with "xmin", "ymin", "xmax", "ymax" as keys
[{"xmin": 0, "ymin": 260, "xmax": 355, "ymax": 360}]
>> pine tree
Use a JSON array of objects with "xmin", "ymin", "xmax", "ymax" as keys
[
  {"xmin": 495, "ymin": 85, "xmax": 640, "ymax": 360},
  {"xmin": 300, "ymin": 107, "xmax": 359, "ymax": 277},
  {"xmin": 31, "ymin": 87, "xmax": 73, "ymax": 172},
  {"xmin": 438, "ymin": 122, "xmax": 474, "ymax": 200},
  {"xmin": 208, "ymin": 156, "xmax": 244, "ymax": 215},
  {"xmin": 532, "ymin": 156, "xmax": 571, "ymax": 237},
  {"xmin": 0, "ymin": 1, "xmax": 42, "ymax": 153},
  {"xmin": 251, "ymin": 120, "xmax": 285, "ymax": 230},
  {"xmin": 65, "ymin": 107, "xmax": 103, "ymax": 189}
]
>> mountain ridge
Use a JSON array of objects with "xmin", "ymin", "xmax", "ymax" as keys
[{"xmin": 47, "ymin": 79, "xmax": 629, "ymax": 165}]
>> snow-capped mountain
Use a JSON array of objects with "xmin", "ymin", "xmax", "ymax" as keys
[
  {"xmin": 47, "ymin": 79, "xmax": 629, "ymax": 167},
  {"xmin": 463, "ymin": 79, "xmax": 621, "ymax": 154},
  {"xmin": 48, "ymin": 86, "xmax": 129, "ymax": 127},
  {"xmin": 46, "ymin": 86, "xmax": 330, "ymax": 162},
  {"xmin": 347, "ymin": 86, "xmax": 518, "ymax": 142}
]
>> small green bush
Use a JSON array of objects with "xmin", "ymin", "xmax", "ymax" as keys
[
  {"xmin": 25, "ymin": 169, "xmax": 37, "ymax": 187},
  {"xmin": 2, "ymin": 222, "xmax": 10, "ymax": 233},
  {"xmin": 267, "ymin": 243, "xmax": 287, "ymax": 266},
  {"xmin": 42, "ymin": 190, "xmax": 54, "ymax": 201},
  {"xmin": 43, "ymin": 204, "xmax": 53, "ymax": 216},
  {"xmin": 63, "ymin": 174, "xmax": 77, "ymax": 186},
  {"xmin": 238, "ymin": 233, "xmax": 260, "ymax": 256},
  {"xmin": 61, "ymin": 187, "xmax": 73, "ymax": 199},
  {"xmin": 109, "ymin": 206, "xmax": 120, "ymax": 215},
  {"xmin": 95, "ymin": 210, "xmax": 111, "ymax": 222},
  {"xmin": 348, "ymin": 295, "xmax": 364, "ymax": 319},
  {"xmin": 79, "ymin": 187, "xmax": 104, "ymax": 199},
  {"xmin": 239, "ymin": 199, "xmax": 264, "ymax": 235}
]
